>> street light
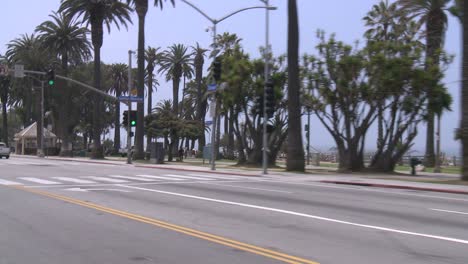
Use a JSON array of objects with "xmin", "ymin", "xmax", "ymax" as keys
[{"xmin": 181, "ymin": 0, "xmax": 277, "ymax": 171}]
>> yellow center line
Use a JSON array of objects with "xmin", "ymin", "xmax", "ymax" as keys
[{"xmin": 12, "ymin": 186, "xmax": 319, "ymax": 264}]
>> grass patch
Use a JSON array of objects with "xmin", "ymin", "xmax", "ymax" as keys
[{"xmin": 395, "ymin": 165, "xmax": 460, "ymax": 174}]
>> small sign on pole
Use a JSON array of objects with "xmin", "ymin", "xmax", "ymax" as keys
[
  {"xmin": 118, "ymin": 96, "xmax": 144, "ymax": 102},
  {"xmin": 205, "ymin": 120, "xmax": 213, "ymax": 126},
  {"xmin": 208, "ymin": 83, "xmax": 217, "ymax": 92},
  {"xmin": 14, "ymin": 64, "xmax": 25, "ymax": 78},
  {"xmin": 0, "ymin": 65, "xmax": 9, "ymax": 76}
]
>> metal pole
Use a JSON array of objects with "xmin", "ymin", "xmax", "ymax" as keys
[
  {"xmin": 40, "ymin": 81, "xmax": 45, "ymax": 158},
  {"xmin": 127, "ymin": 50, "xmax": 133, "ymax": 164},
  {"xmin": 262, "ymin": 0, "xmax": 270, "ymax": 174},
  {"xmin": 434, "ymin": 114, "xmax": 441, "ymax": 173},
  {"xmin": 211, "ymin": 23, "xmax": 217, "ymax": 171},
  {"xmin": 307, "ymin": 109, "xmax": 311, "ymax": 165}
]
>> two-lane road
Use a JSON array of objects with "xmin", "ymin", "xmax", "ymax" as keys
[{"xmin": 1, "ymin": 157, "xmax": 467, "ymax": 263}]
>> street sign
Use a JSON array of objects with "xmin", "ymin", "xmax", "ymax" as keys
[
  {"xmin": 14, "ymin": 64, "xmax": 24, "ymax": 78},
  {"xmin": 208, "ymin": 83, "xmax": 217, "ymax": 92},
  {"xmin": 0, "ymin": 64, "xmax": 9, "ymax": 76},
  {"xmin": 131, "ymin": 88, "xmax": 138, "ymax": 96},
  {"xmin": 205, "ymin": 120, "xmax": 213, "ymax": 126},
  {"xmin": 118, "ymin": 96, "xmax": 144, "ymax": 102}
]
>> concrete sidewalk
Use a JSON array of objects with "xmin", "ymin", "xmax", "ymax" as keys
[{"xmin": 11, "ymin": 154, "xmax": 468, "ymax": 195}]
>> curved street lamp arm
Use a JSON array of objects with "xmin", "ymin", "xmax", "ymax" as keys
[
  {"xmin": 181, "ymin": 0, "xmax": 215, "ymax": 24},
  {"xmin": 218, "ymin": 6, "xmax": 270, "ymax": 24}
]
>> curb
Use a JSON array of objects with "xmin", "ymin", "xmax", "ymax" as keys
[{"xmin": 319, "ymin": 180, "xmax": 468, "ymax": 195}]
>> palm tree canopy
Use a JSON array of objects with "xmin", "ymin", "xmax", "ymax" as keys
[
  {"xmin": 6, "ymin": 34, "xmax": 51, "ymax": 70},
  {"xmin": 159, "ymin": 44, "xmax": 194, "ymax": 82},
  {"xmin": 126, "ymin": 0, "xmax": 175, "ymax": 10},
  {"xmin": 36, "ymin": 11, "xmax": 92, "ymax": 66},
  {"xmin": 108, "ymin": 63, "xmax": 129, "ymax": 95},
  {"xmin": 59, "ymin": 0, "xmax": 133, "ymax": 33},
  {"xmin": 398, "ymin": 0, "xmax": 451, "ymax": 32}
]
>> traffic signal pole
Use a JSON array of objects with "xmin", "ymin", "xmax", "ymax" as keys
[
  {"xmin": 210, "ymin": 23, "xmax": 217, "ymax": 171},
  {"xmin": 127, "ymin": 50, "xmax": 135, "ymax": 164},
  {"xmin": 262, "ymin": 0, "xmax": 271, "ymax": 175}
]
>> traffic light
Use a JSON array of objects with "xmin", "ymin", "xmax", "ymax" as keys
[
  {"xmin": 122, "ymin": 110, "xmax": 129, "ymax": 125},
  {"xmin": 129, "ymin": 110, "xmax": 137, "ymax": 127},
  {"xmin": 254, "ymin": 95, "xmax": 264, "ymax": 116},
  {"xmin": 213, "ymin": 57, "xmax": 222, "ymax": 82},
  {"xmin": 46, "ymin": 69, "xmax": 55, "ymax": 86},
  {"xmin": 265, "ymin": 79, "xmax": 275, "ymax": 118},
  {"xmin": 305, "ymin": 124, "xmax": 309, "ymax": 131}
]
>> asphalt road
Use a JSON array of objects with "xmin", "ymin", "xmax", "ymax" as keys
[{"xmin": 1, "ymin": 157, "xmax": 467, "ymax": 264}]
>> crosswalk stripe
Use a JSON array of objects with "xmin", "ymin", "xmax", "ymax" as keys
[
  {"xmin": 0, "ymin": 179, "xmax": 23, "ymax": 185},
  {"xmin": 19, "ymin": 177, "xmax": 61, "ymax": 185},
  {"xmin": 51, "ymin": 177, "xmax": 97, "ymax": 184},
  {"xmin": 107, "ymin": 175, "xmax": 154, "ymax": 182},
  {"xmin": 135, "ymin": 174, "xmax": 185, "ymax": 181},
  {"xmin": 83, "ymin": 176, "xmax": 129, "ymax": 183},
  {"xmin": 163, "ymin": 174, "xmax": 216, "ymax": 181},
  {"xmin": 187, "ymin": 174, "xmax": 242, "ymax": 180}
]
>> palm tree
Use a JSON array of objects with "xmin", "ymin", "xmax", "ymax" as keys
[
  {"xmin": 145, "ymin": 46, "xmax": 161, "ymax": 149},
  {"xmin": 126, "ymin": 0, "xmax": 174, "ymax": 160},
  {"xmin": 108, "ymin": 63, "xmax": 128, "ymax": 154},
  {"xmin": 398, "ymin": 0, "xmax": 452, "ymax": 167},
  {"xmin": 0, "ymin": 58, "xmax": 10, "ymax": 145},
  {"xmin": 36, "ymin": 11, "xmax": 92, "ymax": 156},
  {"xmin": 286, "ymin": 0, "xmax": 304, "ymax": 171},
  {"xmin": 192, "ymin": 43, "xmax": 208, "ymax": 151},
  {"xmin": 59, "ymin": 0, "xmax": 132, "ymax": 159},
  {"xmin": 159, "ymin": 44, "xmax": 193, "ymax": 157}
]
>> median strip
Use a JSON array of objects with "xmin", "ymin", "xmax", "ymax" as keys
[{"xmin": 12, "ymin": 185, "xmax": 319, "ymax": 264}]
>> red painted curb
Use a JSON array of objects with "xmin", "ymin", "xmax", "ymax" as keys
[
  {"xmin": 319, "ymin": 180, "xmax": 468, "ymax": 195},
  {"xmin": 134, "ymin": 165, "xmax": 260, "ymax": 177}
]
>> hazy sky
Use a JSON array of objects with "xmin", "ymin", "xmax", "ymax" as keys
[{"xmin": 0, "ymin": 0, "xmax": 462, "ymax": 155}]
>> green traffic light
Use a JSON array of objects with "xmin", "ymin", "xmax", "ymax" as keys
[
  {"xmin": 131, "ymin": 120, "xmax": 136, "ymax": 126},
  {"xmin": 48, "ymin": 80, "xmax": 55, "ymax": 86}
]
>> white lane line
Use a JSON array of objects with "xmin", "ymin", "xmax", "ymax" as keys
[
  {"xmin": 430, "ymin": 208, "xmax": 468, "ymax": 216},
  {"xmin": 136, "ymin": 174, "xmax": 184, "ymax": 181},
  {"xmin": 118, "ymin": 184, "xmax": 468, "ymax": 245},
  {"xmin": 199, "ymin": 182, "xmax": 292, "ymax": 193},
  {"xmin": 260, "ymin": 180, "xmax": 468, "ymax": 202},
  {"xmin": 0, "ymin": 179, "xmax": 23, "ymax": 185},
  {"xmin": 19, "ymin": 177, "xmax": 61, "ymax": 185},
  {"xmin": 107, "ymin": 175, "xmax": 154, "ymax": 182},
  {"xmin": 51, "ymin": 177, "xmax": 97, "ymax": 184},
  {"xmin": 163, "ymin": 174, "xmax": 216, "ymax": 181},
  {"xmin": 83, "ymin": 176, "xmax": 129, "ymax": 183}
]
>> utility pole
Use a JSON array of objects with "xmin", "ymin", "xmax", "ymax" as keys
[
  {"xmin": 261, "ymin": 0, "xmax": 272, "ymax": 174},
  {"xmin": 307, "ymin": 108, "xmax": 311, "ymax": 165},
  {"xmin": 210, "ymin": 23, "xmax": 218, "ymax": 171},
  {"xmin": 127, "ymin": 50, "xmax": 134, "ymax": 164}
]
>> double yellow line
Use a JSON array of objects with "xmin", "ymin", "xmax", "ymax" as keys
[{"xmin": 13, "ymin": 186, "xmax": 319, "ymax": 264}]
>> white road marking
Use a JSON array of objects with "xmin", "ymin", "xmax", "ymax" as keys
[
  {"xmin": 65, "ymin": 187, "xmax": 131, "ymax": 193},
  {"xmin": 0, "ymin": 179, "xmax": 23, "ymax": 185},
  {"xmin": 163, "ymin": 174, "xmax": 216, "ymax": 181},
  {"xmin": 187, "ymin": 173, "xmax": 247, "ymax": 180},
  {"xmin": 200, "ymin": 182, "xmax": 292, "ymax": 193},
  {"xmin": 83, "ymin": 176, "xmax": 129, "ymax": 183},
  {"xmin": 118, "ymin": 184, "xmax": 468, "ymax": 245},
  {"xmin": 19, "ymin": 177, "xmax": 61, "ymax": 185},
  {"xmin": 430, "ymin": 208, "xmax": 468, "ymax": 216},
  {"xmin": 51, "ymin": 177, "xmax": 97, "ymax": 184},
  {"xmin": 107, "ymin": 175, "xmax": 154, "ymax": 182},
  {"xmin": 135, "ymin": 174, "xmax": 184, "ymax": 181}
]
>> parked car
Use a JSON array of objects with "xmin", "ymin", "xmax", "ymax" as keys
[{"xmin": 0, "ymin": 142, "xmax": 11, "ymax": 159}]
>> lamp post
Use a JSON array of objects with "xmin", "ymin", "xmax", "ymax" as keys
[
  {"xmin": 127, "ymin": 50, "xmax": 135, "ymax": 164},
  {"xmin": 181, "ymin": 0, "xmax": 277, "ymax": 171}
]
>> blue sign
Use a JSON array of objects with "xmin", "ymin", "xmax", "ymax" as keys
[
  {"xmin": 208, "ymin": 83, "xmax": 217, "ymax": 92},
  {"xmin": 205, "ymin": 120, "xmax": 213, "ymax": 126},
  {"xmin": 118, "ymin": 96, "xmax": 144, "ymax": 102}
]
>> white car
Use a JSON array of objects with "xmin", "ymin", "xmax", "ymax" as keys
[{"xmin": 0, "ymin": 142, "xmax": 10, "ymax": 159}]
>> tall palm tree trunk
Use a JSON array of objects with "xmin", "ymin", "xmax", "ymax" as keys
[
  {"xmin": 424, "ymin": 10, "xmax": 444, "ymax": 167},
  {"xmin": 286, "ymin": 0, "xmax": 305, "ymax": 171},
  {"xmin": 113, "ymin": 90, "xmax": 121, "ymax": 154},
  {"xmin": 462, "ymin": 0, "xmax": 468, "ymax": 181},
  {"xmin": 59, "ymin": 54, "xmax": 73, "ymax": 157},
  {"xmin": 91, "ymin": 18, "xmax": 104, "ymax": 159},
  {"xmin": 135, "ymin": 5, "xmax": 147, "ymax": 160},
  {"xmin": 172, "ymin": 77, "xmax": 180, "ymax": 157},
  {"xmin": 1, "ymin": 90, "xmax": 8, "ymax": 145},
  {"xmin": 146, "ymin": 72, "xmax": 153, "ymax": 151}
]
